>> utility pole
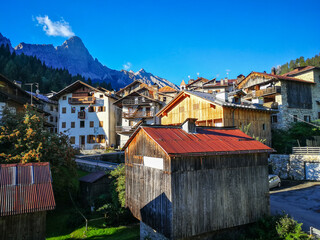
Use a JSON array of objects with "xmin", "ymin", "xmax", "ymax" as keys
[{"xmin": 25, "ymin": 83, "xmax": 39, "ymax": 105}]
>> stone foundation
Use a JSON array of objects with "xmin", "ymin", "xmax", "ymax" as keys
[{"xmin": 140, "ymin": 221, "xmax": 168, "ymax": 240}]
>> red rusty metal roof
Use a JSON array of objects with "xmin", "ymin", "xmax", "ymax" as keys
[
  {"xmin": 0, "ymin": 162, "xmax": 56, "ymax": 216},
  {"xmin": 123, "ymin": 126, "xmax": 273, "ymax": 156}
]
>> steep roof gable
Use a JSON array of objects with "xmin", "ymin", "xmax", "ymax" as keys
[{"xmin": 123, "ymin": 126, "xmax": 273, "ymax": 156}]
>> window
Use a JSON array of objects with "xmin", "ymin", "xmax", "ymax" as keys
[
  {"xmin": 293, "ymin": 115, "xmax": 298, "ymax": 122},
  {"xmin": 98, "ymin": 106, "xmax": 105, "ymax": 112},
  {"xmin": 90, "ymin": 121, "xmax": 94, "ymax": 127},
  {"xmin": 62, "ymin": 107, "xmax": 66, "ymax": 114},
  {"xmin": 62, "ymin": 96, "xmax": 67, "ymax": 100},
  {"xmin": 262, "ymin": 123, "xmax": 265, "ymax": 131},
  {"xmin": 88, "ymin": 106, "xmax": 95, "ymax": 112},
  {"xmin": 99, "ymin": 121, "xmax": 103, "ymax": 127},
  {"xmin": 193, "ymin": 103, "xmax": 199, "ymax": 110},
  {"xmin": 163, "ymin": 97, "xmax": 167, "ymax": 102},
  {"xmin": 97, "ymin": 135, "xmax": 105, "ymax": 143},
  {"xmin": 55, "ymin": 117, "xmax": 58, "ymax": 122},
  {"xmin": 80, "ymin": 121, "xmax": 85, "ymax": 128},
  {"xmin": 100, "ymin": 94, "xmax": 103, "ymax": 98},
  {"xmin": 70, "ymin": 136, "xmax": 75, "ymax": 144},
  {"xmin": 62, "ymin": 122, "xmax": 66, "ymax": 128},
  {"xmin": 50, "ymin": 116, "xmax": 53, "ymax": 122},
  {"xmin": 71, "ymin": 107, "xmax": 76, "ymax": 113},
  {"xmin": 271, "ymin": 115, "xmax": 278, "ymax": 123},
  {"xmin": 179, "ymin": 106, "xmax": 185, "ymax": 112},
  {"xmin": 87, "ymin": 135, "xmax": 95, "ymax": 144},
  {"xmin": 80, "ymin": 107, "xmax": 85, "ymax": 111},
  {"xmin": 55, "ymin": 107, "xmax": 58, "ymax": 112},
  {"xmin": 50, "ymin": 106, "xmax": 53, "ymax": 111},
  {"xmin": 71, "ymin": 122, "xmax": 75, "ymax": 128},
  {"xmin": 304, "ymin": 115, "xmax": 311, "ymax": 122}
]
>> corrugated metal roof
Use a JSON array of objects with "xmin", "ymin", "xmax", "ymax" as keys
[
  {"xmin": 0, "ymin": 162, "xmax": 55, "ymax": 216},
  {"xmin": 79, "ymin": 171, "xmax": 106, "ymax": 183},
  {"xmin": 126, "ymin": 126, "xmax": 273, "ymax": 156}
]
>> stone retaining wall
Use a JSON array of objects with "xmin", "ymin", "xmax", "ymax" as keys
[{"xmin": 269, "ymin": 154, "xmax": 320, "ymax": 180}]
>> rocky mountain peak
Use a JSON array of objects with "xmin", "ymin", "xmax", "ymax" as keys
[{"xmin": 0, "ymin": 33, "xmax": 13, "ymax": 52}]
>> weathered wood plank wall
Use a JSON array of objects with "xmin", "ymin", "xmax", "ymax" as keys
[
  {"xmin": 171, "ymin": 153, "xmax": 269, "ymax": 239},
  {"xmin": 125, "ymin": 129, "xmax": 173, "ymax": 238},
  {"xmin": 0, "ymin": 211, "xmax": 46, "ymax": 240}
]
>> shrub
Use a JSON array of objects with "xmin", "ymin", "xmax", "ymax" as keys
[{"xmin": 276, "ymin": 215, "xmax": 310, "ymax": 240}]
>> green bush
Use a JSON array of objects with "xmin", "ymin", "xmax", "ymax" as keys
[{"xmin": 276, "ymin": 215, "xmax": 310, "ymax": 240}]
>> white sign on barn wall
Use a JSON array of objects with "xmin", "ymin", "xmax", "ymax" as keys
[{"xmin": 143, "ymin": 156, "xmax": 163, "ymax": 170}]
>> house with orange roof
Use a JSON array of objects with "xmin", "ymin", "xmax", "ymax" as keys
[
  {"xmin": 158, "ymin": 85, "xmax": 179, "ymax": 104},
  {"xmin": 236, "ymin": 68, "xmax": 320, "ymax": 129}
]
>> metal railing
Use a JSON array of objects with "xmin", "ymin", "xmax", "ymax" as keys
[
  {"xmin": 246, "ymin": 86, "xmax": 281, "ymax": 98},
  {"xmin": 292, "ymin": 147, "xmax": 320, "ymax": 155},
  {"xmin": 68, "ymin": 96, "xmax": 95, "ymax": 105},
  {"xmin": 122, "ymin": 98, "xmax": 152, "ymax": 105},
  {"xmin": 122, "ymin": 111, "xmax": 154, "ymax": 118},
  {"xmin": 116, "ymin": 126, "xmax": 135, "ymax": 133}
]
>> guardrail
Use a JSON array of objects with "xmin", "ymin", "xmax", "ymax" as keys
[
  {"xmin": 292, "ymin": 147, "xmax": 320, "ymax": 155},
  {"xmin": 116, "ymin": 126, "xmax": 135, "ymax": 133},
  {"xmin": 122, "ymin": 111, "xmax": 154, "ymax": 118},
  {"xmin": 310, "ymin": 227, "xmax": 320, "ymax": 238}
]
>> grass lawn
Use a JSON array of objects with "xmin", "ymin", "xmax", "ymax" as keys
[{"xmin": 46, "ymin": 169, "xmax": 139, "ymax": 240}]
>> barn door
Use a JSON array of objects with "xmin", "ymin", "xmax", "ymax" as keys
[{"xmin": 305, "ymin": 162, "xmax": 320, "ymax": 180}]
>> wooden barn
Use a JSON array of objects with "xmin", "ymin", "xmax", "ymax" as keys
[
  {"xmin": 0, "ymin": 162, "xmax": 55, "ymax": 240},
  {"xmin": 79, "ymin": 171, "xmax": 110, "ymax": 206},
  {"xmin": 123, "ymin": 119, "xmax": 273, "ymax": 239},
  {"xmin": 156, "ymin": 91, "xmax": 276, "ymax": 146}
]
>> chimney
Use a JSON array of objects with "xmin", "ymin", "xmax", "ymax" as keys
[
  {"xmin": 181, "ymin": 118, "xmax": 197, "ymax": 134},
  {"xmin": 271, "ymin": 67, "xmax": 276, "ymax": 75}
]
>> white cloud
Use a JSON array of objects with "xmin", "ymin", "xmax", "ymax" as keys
[
  {"xmin": 123, "ymin": 62, "xmax": 132, "ymax": 70},
  {"xmin": 35, "ymin": 15, "xmax": 75, "ymax": 37}
]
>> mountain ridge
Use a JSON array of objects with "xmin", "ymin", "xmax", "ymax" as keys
[{"xmin": 0, "ymin": 33, "xmax": 178, "ymax": 90}]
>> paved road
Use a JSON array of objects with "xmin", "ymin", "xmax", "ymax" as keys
[{"xmin": 270, "ymin": 184, "xmax": 320, "ymax": 232}]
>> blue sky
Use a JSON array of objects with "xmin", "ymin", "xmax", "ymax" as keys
[{"xmin": 1, "ymin": 0, "xmax": 320, "ymax": 85}]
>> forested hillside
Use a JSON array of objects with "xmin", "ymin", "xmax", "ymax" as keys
[
  {"xmin": 0, "ymin": 44, "xmax": 112, "ymax": 93},
  {"xmin": 278, "ymin": 53, "xmax": 320, "ymax": 74}
]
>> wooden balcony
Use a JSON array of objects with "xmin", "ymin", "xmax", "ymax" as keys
[
  {"xmin": 122, "ymin": 111, "xmax": 154, "ymax": 119},
  {"xmin": 68, "ymin": 96, "xmax": 95, "ymax": 105},
  {"xmin": 246, "ymin": 86, "xmax": 281, "ymax": 99},
  {"xmin": 78, "ymin": 111, "xmax": 86, "ymax": 119},
  {"xmin": 263, "ymin": 101, "xmax": 279, "ymax": 109},
  {"xmin": 122, "ymin": 98, "xmax": 152, "ymax": 105},
  {"xmin": 116, "ymin": 126, "xmax": 135, "ymax": 134}
]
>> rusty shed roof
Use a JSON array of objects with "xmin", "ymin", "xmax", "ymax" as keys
[
  {"xmin": 79, "ymin": 171, "xmax": 107, "ymax": 183},
  {"xmin": 0, "ymin": 162, "xmax": 55, "ymax": 217},
  {"xmin": 123, "ymin": 126, "xmax": 273, "ymax": 156}
]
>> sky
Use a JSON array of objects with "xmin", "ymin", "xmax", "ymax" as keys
[{"xmin": 0, "ymin": 0, "xmax": 320, "ymax": 85}]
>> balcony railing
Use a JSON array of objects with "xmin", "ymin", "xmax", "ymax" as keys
[
  {"xmin": 122, "ymin": 111, "xmax": 154, "ymax": 118},
  {"xmin": 263, "ymin": 101, "xmax": 279, "ymax": 109},
  {"xmin": 292, "ymin": 147, "xmax": 320, "ymax": 155},
  {"xmin": 116, "ymin": 126, "xmax": 135, "ymax": 133},
  {"xmin": 122, "ymin": 98, "xmax": 152, "ymax": 105},
  {"xmin": 78, "ymin": 111, "xmax": 86, "ymax": 119},
  {"xmin": 68, "ymin": 96, "xmax": 95, "ymax": 105},
  {"xmin": 246, "ymin": 86, "xmax": 281, "ymax": 99}
]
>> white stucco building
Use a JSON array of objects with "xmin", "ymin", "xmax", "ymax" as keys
[{"xmin": 53, "ymin": 81, "xmax": 118, "ymax": 150}]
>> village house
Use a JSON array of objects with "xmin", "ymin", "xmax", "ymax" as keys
[
  {"xmin": 183, "ymin": 77, "xmax": 209, "ymax": 91},
  {"xmin": 123, "ymin": 119, "xmax": 273, "ymax": 239},
  {"xmin": 0, "ymin": 74, "xmax": 40, "ymax": 119},
  {"xmin": 236, "ymin": 67, "xmax": 320, "ymax": 129},
  {"xmin": 157, "ymin": 90, "xmax": 275, "ymax": 146},
  {"xmin": 0, "ymin": 162, "xmax": 55, "ymax": 240},
  {"xmin": 114, "ymin": 80, "xmax": 179, "ymax": 147},
  {"xmin": 53, "ymin": 80, "xmax": 118, "ymax": 150},
  {"xmin": 28, "ymin": 91, "xmax": 59, "ymax": 133}
]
